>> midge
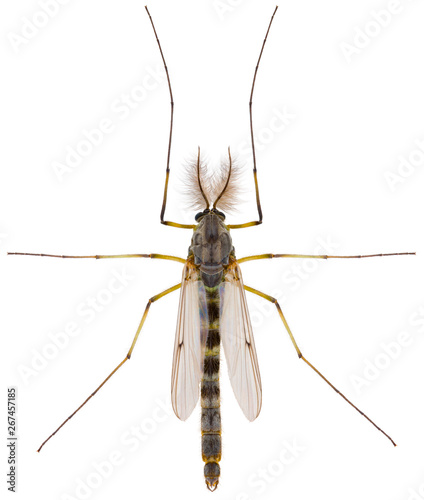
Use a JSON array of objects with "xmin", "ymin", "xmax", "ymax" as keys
[{"xmin": 9, "ymin": 6, "xmax": 415, "ymax": 492}]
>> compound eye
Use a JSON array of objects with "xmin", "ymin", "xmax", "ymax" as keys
[
  {"xmin": 195, "ymin": 209, "xmax": 210, "ymax": 222},
  {"xmin": 214, "ymin": 209, "xmax": 225, "ymax": 220}
]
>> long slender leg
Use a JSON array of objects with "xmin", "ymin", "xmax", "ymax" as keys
[
  {"xmin": 244, "ymin": 284, "xmax": 396, "ymax": 447},
  {"xmin": 227, "ymin": 6, "xmax": 278, "ymax": 230},
  {"xmin": 238, "ymin": 252, "xmax": 415, "ymax": 263},
  {"xmin": 8, "ymin": 252, "xmax": 186, "ymax": 263},
  {"xmin": 144, "ymin": 7, "xmax": 195, "ymax": 230},
  {"xmin": 37, "ymin": 282, "xmax": 181, "ymax": 452}
]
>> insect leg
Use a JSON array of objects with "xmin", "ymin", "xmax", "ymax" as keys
[
  {"xmin": 244, "ymin": 284, "xmax": 396, "ymax": 447},
  {"xmin": 238, "ymin": 252, "xmax": 415, "ymax": 263},
  {"xmin": 227, "ymin": 6, "xmax": 278, "ymax": 230},
  {"xmin": 37, "ymin": 282, "xmax": 181, "ymax": 452},
  {"xmin": 8, "ymin": 252, "xmax": 186, "ymax": 263},
  {"xmin": 144, "ymin": 7, "xmax": 195, "ymax": 230}
]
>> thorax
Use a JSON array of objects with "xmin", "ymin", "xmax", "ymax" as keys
[{"xmin": 189, "ymin": 213, "xmax": 234, "ymax": 288}]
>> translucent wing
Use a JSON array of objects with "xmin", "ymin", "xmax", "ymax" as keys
[
  {"xmin": 220, "ymin": 262, "xmax": 262, "ymax": 421},
  {"xmin": 171, "ymin": 262, "xmax": 207, "ymax": 420}
]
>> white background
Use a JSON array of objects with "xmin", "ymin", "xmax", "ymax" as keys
[{"xmin": 1, "ymin": 1, "xmax": 424, "ymax": 499}]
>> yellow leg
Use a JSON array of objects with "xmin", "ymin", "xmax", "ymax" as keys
[
  {"xmin": 37, "ymin": 282, "xmax": 181, "ymax": 452},
  {"xmin": 161, "ymin": 221, "xmax": 196, "ymax": 229},
  {"xmin": 238, "ymin": 252, "xmax": 415, "ymax": 263},
  {"xmin": 8, "ymin": 252, "xmax": 186, "ymax": 264},
  {"xmin": 244, "ymin": 284, "xmax": 396, "ymax": 447}
]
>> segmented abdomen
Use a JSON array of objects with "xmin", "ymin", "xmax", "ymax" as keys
[{"xmin": 201, "ymin": 286, "xmax": 221, "ymax": 492}]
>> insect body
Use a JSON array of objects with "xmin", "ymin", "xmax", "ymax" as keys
[
  {"xmin": 8, "ymin": 5, "xmax": 415, "ymax": 493},
  {"xmin": 173, "ymin": 198, "xmax": 261, "ymax": 489}
]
